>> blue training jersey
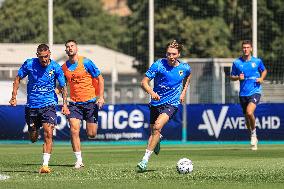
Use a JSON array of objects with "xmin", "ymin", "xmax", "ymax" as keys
[
  {"xmin": 18, "ymin": 58, "xmax": 66, "ymax": 108},
  {"xmin": 145, "ymin": 58, "xmax": 191, "ymax": 107},
  {"xmin": 65, "ymin": 57, "xmax": 101, "ymax": 104},
  {"xmin": 231, "ymin": 56, "xmax": 266, "ymax": 96}
]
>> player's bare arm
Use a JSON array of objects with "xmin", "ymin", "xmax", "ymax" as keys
[
  {"xmin": 230, "ymin": 75, "xmax": 244, "ymax": 81},
  {"xmin": 59, "ymin": 85, "xmax": 70, "ymax": 115},
  {"xmin": 180, "ymin": 74, "xmax": 191, "ymax": 103},
  {"xmin": 96, "ymin": 74, "xmax": 105, "ymax": 109},
  {"xmin": 9, "ymin": 76, "xmax": 21, "ymax": 106},
  {"xmin": 141, "ymin": 76, "xmax": 160, "ymax": 101},
  {"xmin": 256, "ymin": 69, "xmax": 267, "ymax": 83}
]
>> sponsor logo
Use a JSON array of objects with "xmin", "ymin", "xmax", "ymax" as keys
[
  {"xmin": 198, "ymin": 106, "xmax": 280, "ymax": 139},
  {"xmin": 99, "ymin": 105, "xmax": 148, "ymax": 130},
  {"xmin": 49, "ymin": 69, "xmax": 54, "ymax": 77},
  {"xmin": 23, "ymin": 105, "xmax": 148, "ymax": 138}
]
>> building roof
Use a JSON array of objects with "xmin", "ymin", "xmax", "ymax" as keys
[{"xmin": 0, "ymin": 43, "xmax": 137, "ymax": 74}]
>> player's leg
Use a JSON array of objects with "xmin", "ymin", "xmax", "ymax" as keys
[
  {"xmin": 68, "ymin": 103, "xmax": 84, "ymax": 168},
  {"xmin": 39, "ymin": 105, "xmax": 56, "ymax": 173},
  {"xmin": 85, "ymin": 102, "xmax": 99, "ymax": 139},
  {"xmin": 147, "ymin": 113, "xmax": 169, "ymax": 151},
  {"xmin": 147, "ymin": 128, "xmax": 162, "ymax": 155},
  {"xmin": 239, "ymin": 96, "xmax": 251, "ymax": 130},
  {"xmin": 246, "ymin": 94, "xmax": 261, "ymax": 150},
  {"xmin": 69, "ymin": 118, "xmax": 84, "ymax": 168},
  {"xmin": 25, "ymin": 107, "xmax": 40, "ymax": 143},
  {"xmin": 246, "ymin": 102, "xmax": 258, "ymax": 150},
  {"xmin": 137, "ymin": 113, "xmax": 169, "ymax": 172}
]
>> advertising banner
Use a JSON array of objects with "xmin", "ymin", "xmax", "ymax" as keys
[
  {"xmin": 187, "ymin": 104, "xmax": 283, "ymax": 141},
  {"xmin": 0, "ymin": 104, "xmax": 183, "ymax": 141}
]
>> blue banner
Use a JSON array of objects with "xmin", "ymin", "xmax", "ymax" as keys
[
  {"xmin": 187, "ymin": 104, "xmax": 284, "ymax": 141},
  {"xmin": 0, "ymin": 104, "xmax": 183, "ymax": 141}
]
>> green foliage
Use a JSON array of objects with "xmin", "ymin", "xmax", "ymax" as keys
[
  {"xmin": 0, "ymin": 0, "xmax": 283, "ymax": 79},
  {"xmin": 0, "ymin": 0, "xmax": 125, "ymax": 50},
  {"xmin": 126, "ymin": 0, "xmax": 284, "ymax": 78}
]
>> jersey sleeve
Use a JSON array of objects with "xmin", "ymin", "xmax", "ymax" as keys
[
  {"xmin": 230, "ymin": 62, "xmax": 238, "ymax": 76},
  {"xmin": 55, "ymin": 64, "xmax": 66, "ymax": 87},
  {"xmin": 145, "ymin": 61, "xmax": 159, "ymax": 80},
  {"xmin": 17, "ymin": 60, "xmax": 29, "ymax": 79},
  {"xmin": 83, "ymin": 58, "xmax": 101, "ymax": 78},
  {"xmin": 258, "ymin": 59, "xmax": 266, "ymax": 72},
  {"xmin": 185, "ymin": 64, "xmax": 191, "ymax": 76}
]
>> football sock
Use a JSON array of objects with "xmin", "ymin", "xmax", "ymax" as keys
[
  {"xmin": 74, "ymin": 151, "xmax": 82, "ymax": 163},
  {"xmin": 42, "ymin": 153, "xmax": 51, "ymax": 166},
  {"xmin": 251, "ymin": 128, "xmax": 257, "ymax": 137},
  {"xmin": 142, "ymin": 149, "xmax": 153, "ymax": 162}
]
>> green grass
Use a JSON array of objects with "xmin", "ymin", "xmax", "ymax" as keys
[{"xmin": 0, "ymin": 143, "xmax": 284, "ymax": 189}]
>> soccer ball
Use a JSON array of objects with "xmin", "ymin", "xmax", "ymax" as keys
[{"xmin": 176, "ymin": 158, "xmax": 193, "ymax": 174}]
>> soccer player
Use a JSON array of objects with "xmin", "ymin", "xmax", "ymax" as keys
[
  {"xmin": 9, "ymin": 44, "xmax": 69, "ymax": 173},
  {"xmin": 137, "ymin": 40, "xmax": 191, "ymax": 172},
  {"xmin": 63, "ymin": 40, "xmax": 104, "ymax": 169},
  {"xmin": 229, "ymin": 40, "xmax": 267, "ymax": 150}
]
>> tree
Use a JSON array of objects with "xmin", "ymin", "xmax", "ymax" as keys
[{"xmin": 0, "ymin": 0, "xmax": 126, "ymax": 50}]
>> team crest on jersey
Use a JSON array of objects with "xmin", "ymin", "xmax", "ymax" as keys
[
  {"xmin": 179, "ymin": 70, "xmax": 183, "ymax": 76},
  {"xmin": 251, "ymin": 62, "xmax": 256, "ymax": 68},
  {"xmin": 49, "ymin": 70, "xmax": 54, "ymax": 77}
]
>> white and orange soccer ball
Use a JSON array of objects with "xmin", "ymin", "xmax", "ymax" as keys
[{"xmin": 176, "ymin": 158, "xmax": 193, "ymax": 174}]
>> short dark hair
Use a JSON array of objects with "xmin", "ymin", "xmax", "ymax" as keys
[
  {"xmin": 166, "ymin": 40, "xmax": 183, "ymax": 53},
  {"xmin": 37, "ymin": 44, "xmax": 49, "ymax": 52},
  {"xmin": 242, "ymin": 40, "xmax": 252, "ymax": 47},
  {"xmin": 65, "ymin": 39, "xmax": 77, "ymax": 46}
]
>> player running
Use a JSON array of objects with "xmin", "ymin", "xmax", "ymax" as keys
[
  {"xmin": 229, "ymin": 40, "xmax": 267, "ymax": 150},
  {"xmin": 9, "ymin": 44, "xmax": 69, "ymax": 173},
  {"xmin": 137, "ymin": 40, "xmax": 191, "ymax": 172},
  {"xmin": 63, "ymin": 40, "xmax": 104, "ymax": 169}
]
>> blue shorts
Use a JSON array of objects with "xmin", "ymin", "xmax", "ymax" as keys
[
  {"xmin": 239, "ymin": 93, "xmax": 261, "ymax": 114},
  {"xmin": 67, "ymin": 102, "xmax": 98, "ymax": 123},
  {"xmin": 25, "ymin": 105, "xmax": 57, "ymax": 132},
  {"xmin": 150, "ymin": 104, "xmax": 178, "ymax": 124}
]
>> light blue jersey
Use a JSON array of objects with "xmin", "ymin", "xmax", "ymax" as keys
[
  {"xmin": 231, "ymin": 56, "xmax": 266, "ymax": 96},
  {"xmin": 145, "ymin": 58, "xmax": 191, "ymax": 107},
  {"xmin": 18, "ymin": 58, "xmax": 66, "ymax": 108}
]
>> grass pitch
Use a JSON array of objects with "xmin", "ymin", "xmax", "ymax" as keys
[{"xmin": 0, "ymin": 143, "xmax": 284, "ymax": 189}]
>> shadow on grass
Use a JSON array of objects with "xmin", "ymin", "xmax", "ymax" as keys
[
  {"xmin": 137, "ymin": 169, "xmax": 156, "ymax": 173},
  {"xmin": 1, "ymin": 170, "xmax": 38, "ymax": 173},
  {"xmin": 23, "ymin": 163, "xmax": 73, "ymax": 167}
]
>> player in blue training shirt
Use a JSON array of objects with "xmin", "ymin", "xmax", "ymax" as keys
[
  {"xmin": 137, "ymin": 40, "xmax": 191, "ymax": 172},
  {"xmin": 9, "ymin": 44, "xmax": 70, "ymax": 173},
  {"xmin": 230, "ymin": 40, "xmax": 267, "ymax": 151}
]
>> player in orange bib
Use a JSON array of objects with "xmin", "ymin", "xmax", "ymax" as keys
[{"xmin": 63, "ymin": 40, "xmax": 104, "ymax": 169}]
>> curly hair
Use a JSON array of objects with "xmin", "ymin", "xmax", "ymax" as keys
[{"xmin": 166, "ymin": 40, "xmax": 183, "ymax": 53}]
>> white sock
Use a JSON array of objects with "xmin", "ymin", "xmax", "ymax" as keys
[
  {"xmin": 74, "ymin": 151, "xmax": 82, "ymax": 163},
  {"xmin": 142, "ymin": 149, "xmax": 153, "ymax": 162},
  {"xmin": 42, "ymin": 153, "xmax": 51, "ymax": 166},
  {"xmin": 251, "ymin": 128, "xmax": 257, "ymax": 137}
]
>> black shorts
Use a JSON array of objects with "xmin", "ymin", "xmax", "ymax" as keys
[
  {"xmin": 25, "ymin": 105, "xmax": 57, "ymax": 132},
  {"xmin": 150, "ymin": 104, "xmax": 178, "ymax": 124},
  {"xmin": 239, "ymin": 93, "xmax": 261, "ymax": 114},
  {"xmin": 67, "ymin": 102, "xmax": 98, "ymax": 123}
]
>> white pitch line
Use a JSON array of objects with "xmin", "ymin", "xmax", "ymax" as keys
[{"xmin": 0, "ymin": 174, "xmax": 10, "ymax": 180}]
